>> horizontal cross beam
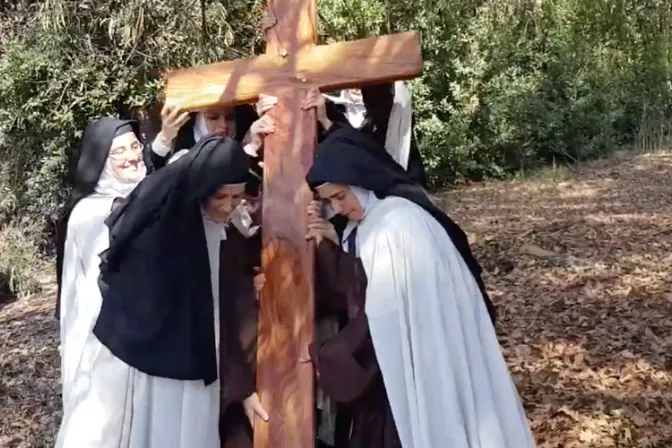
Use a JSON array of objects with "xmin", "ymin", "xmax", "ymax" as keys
[{"xmin": 164, "ymin": 31, "xmax": 423, "ymax": 111}]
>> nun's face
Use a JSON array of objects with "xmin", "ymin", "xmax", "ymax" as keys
[
  {"xmin": 203, "ymin": 183, "xmax": 246, "ymax": 222},
  {"xmin": 345, "ymin": 88, "xmax": 363, "ymax": 104},
  {"xmin": 316, "ymin": 183, "xmax": 365, "ymax": 221},
  {"xmin": 108, "ymin": 132, "xmax": 145, "ymax": 181},
  {"xmin": 204, "ymin": 107, "xmax": 236, "ymax": 137}
]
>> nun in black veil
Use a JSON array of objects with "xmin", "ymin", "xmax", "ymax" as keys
[
  {"xmin": 55, "ymin": 118, "xmax": 147, "ymax": 443},
  {"xmin": 148, "ymin": 100, "xmax": 275, "ymax": 199},
  {"xmin": 302, "ymin": 128, "xmax": 537, "ymax": 448},
  {"xmin": 57, "ymin": 135, "xmax": 269, "ymax": 448}
]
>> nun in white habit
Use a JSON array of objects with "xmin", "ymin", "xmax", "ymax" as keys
[
  {"xmin": 55, "ymin": 118, "xmax": 146, "ymax": 442},
  {"xmin": 57, "ymin": 136, "xmax": 268, "ymax": 448},
  {"xmin": 304, "ymin": 127, "xmax": 534, "ymax": 448}
]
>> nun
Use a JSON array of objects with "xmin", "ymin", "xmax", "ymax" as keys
[
  {"xmin": 56, "ymin": 136, "xmax": 267, "ymax": 448},
  {"xmin": 323, "ymin": 82, "xmax": 428, "ymax": 189},
  {"xmin": 303, "ymin": 127, "xmax": 534, "ymax": 448},
  {"xmin": 149, "ymin": 100, "xmax": 278, "ymax": 197},
  {"xmin": 55, "ymin": 118, "xmax": 146, "ymax": 432}
]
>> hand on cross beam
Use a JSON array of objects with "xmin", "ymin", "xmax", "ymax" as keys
[
  {"xmin": 301, "ymin": 88, "xmax": 332, "ymax": 131},
  {"xmin": 305, "ymin": 200, "xmax": 338, "ymax": 246},
  {"xmin": 243, "ymin": 94, "xmax": 278, "ymax": 158},
  {"xmin": 247, "ymin": 116, "xmax": 276, "ymax": 157},
  {"xmin": 255, "ymin": 94, "xmax": 278, "ymax": 116},
  {"xmin": 159, "ymin": 104, "xmax": 189, "ymax": 143}
]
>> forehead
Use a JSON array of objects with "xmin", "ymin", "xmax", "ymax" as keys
[
  {"xmin": 214, "ymin": 183, "xmax": 246, "ymax": 195},
  {"xmin": 110, "ymin": 131, "xmax": 138, "ymax": 148},
  {"xmin": 204, "ymin": 106, "xmax": 235, "ymax": 116},
  {"xmin": 316, "ymin": 183, "xmax": 347, "ymax": 198}
]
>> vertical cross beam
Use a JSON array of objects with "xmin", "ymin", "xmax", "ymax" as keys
[{"xmin": 254, "ymin": 0, "xmax": 317, "ymax": 446}]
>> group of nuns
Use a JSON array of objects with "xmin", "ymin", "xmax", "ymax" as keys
[{"xmin": 54, "ymin": 82, "xmax": 537, "ymax": 448}]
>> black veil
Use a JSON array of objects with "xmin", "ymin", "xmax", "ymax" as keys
[
  {"xmin": 55, "ymin": 118, "xmax": 140, "ymax": 319},
  {"xmin": 306, "ymin": 127, "xmax": 496, "ymax": 324}
]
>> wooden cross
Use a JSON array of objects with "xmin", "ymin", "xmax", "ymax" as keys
[{"xmin": 164, "ymin": 1, "xmax": 422, "ymax": 446}]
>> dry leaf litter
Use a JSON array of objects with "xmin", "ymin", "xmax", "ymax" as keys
[{"xmin": 2, "ymin": 152, "xmax": 672, "ymax": 447}]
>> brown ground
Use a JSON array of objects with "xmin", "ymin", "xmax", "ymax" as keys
[{"xmin": 1, "ymin": 151, "xmax": 672, "ymax": 447}]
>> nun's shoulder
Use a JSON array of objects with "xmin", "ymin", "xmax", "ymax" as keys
[
  {"xmin": 373, "ymin": 196, "xmax": 426, "ymax": 218},
  {"xmin": 364, "ymin": 196, "xmax": 429, "ymax": 233},
  {"xmin": 68, "ymin": 195, "xmax": 117, "ymax": 229}
]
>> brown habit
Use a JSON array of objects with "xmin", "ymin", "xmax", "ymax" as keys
[
  {"xmin": 219, "ymin": 228, "xmax": 261, "ymax": 447},
  {"xmin": 218, "ymin": 232, "xmax": 402, "ymax": 448},
  {"xmin": 312, "ymin": 239, "xmax": 402, "ymax": 448}
]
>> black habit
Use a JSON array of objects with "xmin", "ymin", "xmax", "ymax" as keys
[{"xmin": 95, "ymin": 135, "xmax": 250, "ymax": 385}]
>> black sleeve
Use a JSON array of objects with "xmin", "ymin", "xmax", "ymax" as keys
[{"xmin": 406, "ymin": 115, "xmax": 428, "ymax": 188}]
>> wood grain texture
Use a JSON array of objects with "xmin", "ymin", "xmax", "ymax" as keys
[
  {"xmin": 255, "ymin": 88, "xmax": 316, "ymax": 448},
  {"xmin": 162, "ymin": 0, "xmax": 423, "ymax": 444},
  {"xmin": 164, "ymin": 32, "xmax": 423, "ymax": 111},
  {"xmin": 254, "ymin": 1, "xmax": 317, "ymax": 446}
]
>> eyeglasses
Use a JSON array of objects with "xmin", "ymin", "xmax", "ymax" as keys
[{"xmin": 109, "ymin": 142, "xmax": 144, "ymax": 160}]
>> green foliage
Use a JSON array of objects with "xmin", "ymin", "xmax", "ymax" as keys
[
  {"xmin": 320, "ymin": 0, "xmax": 672, "ymax": 183},
  {"xmin": 0, "ymin": 0, "xmax": 671, "ymax": 241},
  {"xmin": 0, "ymin": 217, "xmax": 50, "ymax": 296},
  {"xmin": 0, "ymin": 0, "xmax": 264, "ymax": 225}
]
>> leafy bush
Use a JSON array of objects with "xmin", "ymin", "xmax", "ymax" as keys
[
  {"xmin": 0, "ymin": 0, "xmax": 671, "ymax": 295},
  {"xmin": 0, "ymin": 218, "xmax": 50, "ymax": 296}
]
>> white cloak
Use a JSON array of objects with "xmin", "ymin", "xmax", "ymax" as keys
[
  {"xmin": 356, "ymin": 196, "xmax": 536, "ymax": 448},
  {"xmin": 56, "ymin": 204, "xmax": 224, "ymax": 448}
]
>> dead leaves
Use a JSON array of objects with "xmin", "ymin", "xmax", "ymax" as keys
[
  {"xmin": 0, "ymin": 290, "xmax": 60, "ymax": 448},
  {"xmin": 520, "ymin": 243, "xmax": 559, "ymax": 259},
  {"xmin": 2, "ymin": 152, "xmax": 672, "ymax": 447},
  {"xmin": 445, "ymin": 152, "xmax": 672, "ymax": 447}
]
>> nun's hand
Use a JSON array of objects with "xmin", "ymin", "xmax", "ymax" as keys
[
  {"xmin": 301, "ymin": 88, "xmax": 332, "ymax": 130},
  {"xmin": 255, "ymin": 94, "xmax": 278, "ymax": 116},
  {"xmin": 160, "ymin": 104, "xmax": 190, "ymax": 142},
  {"xmin": 306, "ymin": 200, "xmax": 322, "ymax": 219},
  {"xmin": 249, "ymin": 115, "xmax": 276, "ymax": 151},
  {"xmin": 253, "ymin": 269, "xmax": 265, "ymax": 300},
  {"xmin": 243, "ymin": 392, "xmax": 269, "ymax": 426},
  {"xmin": 306, "ymin": 218, "xmax": 338, "ymax": 246}
]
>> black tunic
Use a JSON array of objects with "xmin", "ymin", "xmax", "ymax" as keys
[
  {"xmin": 95, "ymin": 135, "xmax": 250, "ymax": 385},
  {"xmin": 218, "ymin": 230, "xmax": 261, "ymax": 448}
]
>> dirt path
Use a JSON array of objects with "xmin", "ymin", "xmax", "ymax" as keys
[{"xmin": 1, "ymin": 151, "xmax": 671, "ymax": 447}]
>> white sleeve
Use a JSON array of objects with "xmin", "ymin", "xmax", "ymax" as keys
[
  {"xmin": 59, "ymin": 224, "xmax": 84, "ymax": 405},
  {"xmin": 151, "ymin": 132, "xmax": 172, "ymax": 157}
]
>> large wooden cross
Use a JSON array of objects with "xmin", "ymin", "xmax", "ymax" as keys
[{"xmin": 164, "ymin": 1, "xmax": 422, "ymax": 446}]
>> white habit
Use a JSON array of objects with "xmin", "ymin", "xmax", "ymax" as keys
[
  {"xmin": 56, "ymin": 208, "xmax": 225, "ymax": 448},
  {"xmin": 353, "ymin": 195, "xmax": 536, "ymax": 448}
]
